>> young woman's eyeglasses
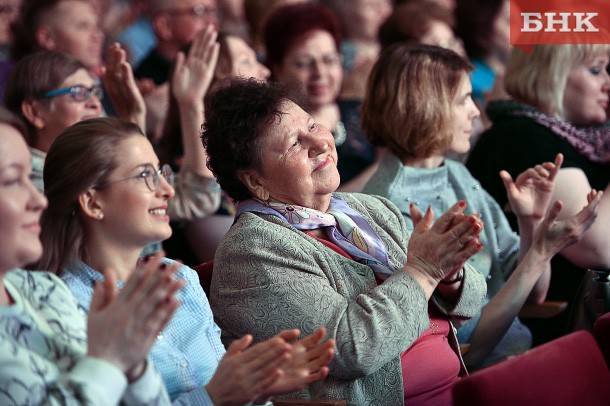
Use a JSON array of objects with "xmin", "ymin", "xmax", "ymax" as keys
[
  {"xmin": 42, "ymin": 84, "xmax": 104, "ymax": 102},
  {"xmin": 96, "ymin": 164, "xmax": 174, "ymax": 193}
]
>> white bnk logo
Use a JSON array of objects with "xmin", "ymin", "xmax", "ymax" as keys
[{"xmin": 521, "ymin": 12, "xmax": 599, "ymax": 32}]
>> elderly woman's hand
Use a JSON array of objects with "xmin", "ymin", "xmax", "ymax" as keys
[
  {"xmin": 500, "ymin": 153, "xmax": 563, "ymax": 224},
  {"xmin": 405, "ymin": 201, "xmax": 483, "ymax": 296},
  {"xmin": 86, "ymin": 254, "xmax": 183, "ymax": 377},
  {"xmin": 532, "ymin": 190, "xmax": 602, "ymax": 260}
]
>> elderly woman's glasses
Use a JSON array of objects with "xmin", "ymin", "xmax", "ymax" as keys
[
  {"xmin": 42, "ymin": 84, "xmax": 104, "ymax": 102},
  {"xmin": 96, "ymin": 164, "xmax": 174, "ymax": 193}
]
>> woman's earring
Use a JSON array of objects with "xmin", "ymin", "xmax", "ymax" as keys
[{"xmin": 97, "ymin": 213, "xmax": 104, "ymax": 220}]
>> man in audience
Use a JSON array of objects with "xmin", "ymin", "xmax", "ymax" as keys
[
  {"xmin": 11, "ymin": 0, "xmax": 104, "ymax": 72},
  {"xmin": 135, "ymin": 0, "xmax": 218, "ymax": 85}
]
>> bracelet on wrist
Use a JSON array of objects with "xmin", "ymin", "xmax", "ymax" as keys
[{"xmin": 439, "ymin": 269, "xmax": 464, "ymax": 285}]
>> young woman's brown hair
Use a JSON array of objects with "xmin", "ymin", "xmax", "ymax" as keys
[
  {"xmin": 361, "ymin": 44, "xmax": 472, "ymax": 162},
  {"xmin": 37, "ymin": 117, "xmax": 143, "ymax": 273}
]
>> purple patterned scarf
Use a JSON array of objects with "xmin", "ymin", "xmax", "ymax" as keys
[{"xmin": 236, "ymin": 196, "xmax": 393, "ymax": 280}]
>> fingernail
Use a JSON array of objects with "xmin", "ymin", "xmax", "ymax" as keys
[{"xmin": 458, "ymin": 200, "xmax": 466, "ymax": 208}]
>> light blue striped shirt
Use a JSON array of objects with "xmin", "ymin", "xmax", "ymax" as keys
[{"xmin": 62, "ymin": 259, "xmax": 225, "ymax": 404}]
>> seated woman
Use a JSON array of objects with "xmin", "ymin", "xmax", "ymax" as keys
[
  {"xmin": 203, "ymin": 79, "xmax": 491, "ymax": 405},
  {"xmin": 37, "ymin": 117, "xmax": 334, "ymax": 405},
  {"xmin": 0, "ymin": 107, "xmax": 179, "ymax": 404},
  {"xmin": 466, "ymin": 44, "xmax": 610, "ymax": 334},
  {"xmin": 263, "ymin": 2, "xmax": 377, "ymax": 189},
  {"xmin": 468, "ymin": 44, "xmax": 610, "ymax": 269},
  {"xmin": 361, "ymin": 44, "xmax": 602, "ymax": 367},
  {"xmin": 157, "ymin": 27, "xmax": 271, "ymax": 262}
]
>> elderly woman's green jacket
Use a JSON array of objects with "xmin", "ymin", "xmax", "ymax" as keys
[{"xmin": 210, "ymin": 193, "xmax": 486, "ymax": 406}]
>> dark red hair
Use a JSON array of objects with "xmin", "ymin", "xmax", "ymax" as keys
[{"xmin": 263, "ymin": 2, "xmax": 341, "ymax": 68}]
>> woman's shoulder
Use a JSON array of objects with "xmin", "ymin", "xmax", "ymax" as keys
[{"xmin": 7, "ymin": 269, "xmax": 73, "ymax": 299}]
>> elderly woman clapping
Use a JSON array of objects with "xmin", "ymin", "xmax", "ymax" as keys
[{"xmin": 204, "ymin": 79, "xmax": 488, "ymax": 405}]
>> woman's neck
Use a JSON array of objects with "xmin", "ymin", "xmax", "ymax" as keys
[
  {"xmin": 403, "ymin": 154, "xmax": 444, "ymax": 168},
  {"xmin": 83, "ymin": 237, "xmax": 142, "ymax": 282},
  {"xmin": 310, "ymin": 103, "xmax": 340, "ymax": 130}
]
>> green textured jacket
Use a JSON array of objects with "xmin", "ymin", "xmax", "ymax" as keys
[{"xmin": 210, "ymin": 193, "xmax": 487, "ymax": 406}]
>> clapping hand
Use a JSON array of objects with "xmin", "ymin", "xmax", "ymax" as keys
[
  {"xmin": 261, "ymin": 327, "xmax": 335, "ymax": 397},
  {"xmin": 172, "ymin": 25, "xmax": 219, "ymax": 106},
  {"xmin": 500, "ymin": 153, "xmax": 563, "ymax": 223},
  {"xmin": 87, "ymin": 254, "xmax": 183, "ymax": 380},
  {"xmin": 532, "ymin": 190, "xmax": 602, "ymax": 260},
  {"xmin": 407, "ymin": 201, "xmax": 484, "ymax": 287},
  {"xmin": 101, "ymin": 43, "xmax": 147, "ymax": 132}
]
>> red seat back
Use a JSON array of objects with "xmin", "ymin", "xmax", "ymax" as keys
[
  {"xmin": 593, "ymin": 311, "xmax": 610, "ymax": 368},
  {"xmin": 194, "ymin": 260, "xmax": 214, "ymax": 296},
  {"xmin": 453, "ymin": 331, "xmax": 610, "ymax": 406}
]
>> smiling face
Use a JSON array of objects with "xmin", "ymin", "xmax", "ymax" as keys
[
  {"xmin": 224, "ymin": 36, "xmax": 270, "ymax": 81},
  {"xmin": 242, "ymin": 100, "xmax": 340, "ymax": 211},
  {"xmin": 0, "ymin": 124, "xmax": 48, "ymax": 271},
  {"xmin": 34, "ymin": 68, "xmax": 102, "ymax": 150},
  {"xmin": 273, "ymin": 30, "xmax": 343, "ymax": 111},
  {"xmin": 448, "ymin": 73, "xmax": 480, "ymax": 154},
  {"xmin": 89, "ymin": 136, "xmax": 175, "ymax": 248},
  {"xmin": 563, "ymin": 54, "xmax": 610, "ymax": 126},
  {"xmin": 43, "ymin": 0, "xmax": 104, "ymax": 69}
]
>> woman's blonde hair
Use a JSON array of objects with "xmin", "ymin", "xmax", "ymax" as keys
[
  {"xmin": 505, "ymin": 44, "xmax": 610, "ymax": 118},
  {"xmin": 362, "ymin": 44, "xmax": 473, "ymax": 161}
]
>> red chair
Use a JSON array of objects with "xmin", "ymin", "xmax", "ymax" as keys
[
  {"xmin": 593, "ymin": 311, "xmax": 610, "ymax": 367},
  {"xmin": 194, "ymin": 261, "xmax": 214, "ymax": 297},
  {"xmin": 453, "ymin": 331, "xmax": 610, "ymax": 406}
]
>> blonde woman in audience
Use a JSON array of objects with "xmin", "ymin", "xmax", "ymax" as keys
[
  {"xmin": 37, "ymin": 117, "xmax": 334, "ymax": 405},
  {"xmin": 362, "ymin": 44, "xmax": 602, "ymax": 368},
  {"xmin": 0, "ymin": 107, "xmax": 179, "ymax": 405}
]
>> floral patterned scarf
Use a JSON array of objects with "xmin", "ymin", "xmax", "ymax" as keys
[{"xmin": 236, "ymin": 196, "xmax": 393, "ymax": 280}]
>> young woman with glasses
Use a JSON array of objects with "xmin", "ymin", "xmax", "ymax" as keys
[{"xmin": 36, "ymin": 117, "xmax": 335, "ymax": 405}]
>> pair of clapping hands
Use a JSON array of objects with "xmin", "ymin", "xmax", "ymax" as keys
[
  {"xmin": 86, "ymin": 253, "xmax": 335, "ymax": 402},
  {"xmin": 405, "ymin": 154, "xmax": 602, "ymax": 288}
]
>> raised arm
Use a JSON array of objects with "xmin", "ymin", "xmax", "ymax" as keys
[
  {"xmin": 171, "ymin": 25, "xmax": 218, "ymax": 179},
  {"xmin": 464, "ymin": 191, "xmax": 602, "ymax": 367},
  {"xmin": 102, "ymin": 43, "xmax": 147, "ymax": 133},
  {"xmin": 553, "ymin": 168, "xmax": 610, "ymax": 269}
]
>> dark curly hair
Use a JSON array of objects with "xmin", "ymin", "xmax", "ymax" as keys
[{"xmin": 202, "ymin": 79, "xmax": 289, "ymax": 201}]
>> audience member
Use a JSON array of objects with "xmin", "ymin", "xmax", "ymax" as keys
[
  {"xmin": 0, "ymin": 107, "xmax": 178, "ymax": 405},
  {"xmin": 264, "ymin": 2, "xmax": 376, "ymax": 189},
  {"xmin": 204, "ymin": 78, "xmax": 487, "ymax": 405},
  {"xmin": 0, "ymin": 0, "xmax": 19, "ymax": 60},
  {"xmin": 135, "ymin": 0, "xmax": 218, "ymax": 85},
  {"xmin": 362, "ymin": 44, "xmax": 602, "ymax": 367},
  {"xmin": 37, "ymin": 116, "xmax": 334, "ymax": 404},
  {"xmin": 467, "ymin": 45, "xmax": 610, "ymax": 339},
  {"xmin": 455, "ymin": 0, "xmax": 510, "ymax": 104},
  {"xmin": 323, "ymin": 0, "xmax": 391, "ymax": 100},
  {"xmin": 468, "ymin": 44, "xmax": 610, "ymax": 270},
  {"xmin": 4, "ymin": 48, "xmax": 144, "ymax": 190},
  {"xmin": 159, "ymin": 29, "xmax": 270, "ymax": 262},
  {"xmin": 378, "ymin": 0, "xmax": 463, "ymax": 55},
  {"xmin": 11, "ymin": 0, "xmax": 104, "ymax": 72}
]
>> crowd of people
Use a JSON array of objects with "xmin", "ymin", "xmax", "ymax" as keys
[{"xmin": 0, "ymin": 0, "xmax": 608, "ymax": 405}]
